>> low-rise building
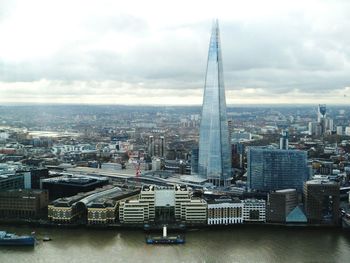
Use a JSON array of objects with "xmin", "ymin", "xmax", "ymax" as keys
[
  {"xmin": 207, "ymin": 197, "xmax": 243, "ymax": 225},
  {"xmin": 87, "ymin": 199, "xmax": 118, "ymax": 224},
  {"xmin": 0, "ymin": 189, "xmax": 48, "ymax": 219},
  {"xmin": 267, "ymin": 189, "xmax": 298, "ymax": 223},
  {"xmin": 48, "ymin": 186, "xmax": 137, "ymax": 224},
  {"xmin": 243, "ymin": 199, "xmax": 266, "ymax": 222},
  {"xmin": 304, "ymin": 180, "xmax": 340, "ymax": 225}
]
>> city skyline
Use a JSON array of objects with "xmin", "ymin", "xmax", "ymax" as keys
[{"xmin": 0, "ymin": 0, "xmax": 350, "ymax": 105}]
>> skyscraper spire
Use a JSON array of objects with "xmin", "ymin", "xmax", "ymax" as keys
[{"xmin": 198, "ymin": 20, "xmax": 232, "ymax": 187}]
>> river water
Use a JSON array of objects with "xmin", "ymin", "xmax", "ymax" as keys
[{"xmin": 1, "ymin": 225, "xmax": 350, "ymax": 263}]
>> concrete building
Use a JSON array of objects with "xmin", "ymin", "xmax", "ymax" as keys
[
  {"xmin": 207, "ymin": 197, "xmax": 243, "ymax": 225},
  {"xmin": 267, "ymin": 189, "xmax": 298, "ymax": 223},
  {"xmin": 243, "ymin": 199, "xmax": 266, "ymax": 222},
  {"xmin": 304, "ymin": 180, "xmax": 340, "ymax": 225},
  {"xmin": 0, "ymin": 189, "xmax": 48, "ymax": 219},
  {"xmin": 119, "ymin": 185, "xmax": 207, "ymax": 225}
]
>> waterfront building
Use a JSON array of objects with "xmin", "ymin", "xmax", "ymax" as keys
[
  {"xmin": 207, "ymin": 197, "xmax": 243, "ymax": 225},
  {"xmin": 48, "ymin": 186, "xmax": 137, "ymax": 224},
  {"xmin": 119, "ymin": 185, "xmax": 207, "ymax": 225},
  {"xmin": 0, "ymin": 189, "xmax": 48, "ymax": 219},
  {"xmin": 247, "ymin": 147, "xmax": 309, "ymax": 192},
  {"xmin": 180, "ymin": 199, "xmax": 207, "ymax": 224},
  {"xmin": 198, "ymin": 20, "xmax": 232, "ymax": 187},
  {"xmin": 87, "ymin": 199, "xmax": 118, "ymax": 225},
  {"xmin": 267, "ymin": 189, "xmax": 298, "ymax": 223},
  {"xmin": 243, "ymin": 199, "xmax": 266, "ymax": 222},
  {"xmin": 304, "ymin": 180, "xmax": 340, "ymax": 225},
  {"xmin": 42, "ymin": 174, "xmax": 109, "ymax": 200}
]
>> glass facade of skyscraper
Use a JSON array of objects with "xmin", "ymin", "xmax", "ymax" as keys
[
  {"xmin": 198, "ymin": 20, "xmax": 232, "ymax": 186},
  {"xmin": 247, "ymin": 147, "xmax": 309, "ymax": 192}
]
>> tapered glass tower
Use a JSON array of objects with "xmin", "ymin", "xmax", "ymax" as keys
[{"xmin": 198, "ymin": 20, "xmax": 231, "ymax": 187}]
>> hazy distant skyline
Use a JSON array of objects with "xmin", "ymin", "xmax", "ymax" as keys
[{"xmin": 0, "ymin": 0, "xmax": 349, "ymax": 105}]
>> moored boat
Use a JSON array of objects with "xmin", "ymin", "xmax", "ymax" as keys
[
  {"xmin": 0, "ymin": 231, "xmax": 36, "ymax": 246},
  {"xmin": 145, "ymin": 225, "xmax": 185, "ymax": 245}
]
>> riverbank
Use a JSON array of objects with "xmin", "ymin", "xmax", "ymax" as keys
[{"xmin": 0, "ymin": 218, "xmax": 343, "ymax": 231}]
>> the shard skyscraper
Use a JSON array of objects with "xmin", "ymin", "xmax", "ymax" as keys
[{"xmin": 198, "ymin": 20, "xmax": 232, "ymax": 187}]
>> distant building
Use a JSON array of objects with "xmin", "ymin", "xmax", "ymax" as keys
[
  {"xmin": 0, "ymin": 173, "xmax": 25, "ymax": 190},
  {"xmin": 42, "ymin": 174, "xmax": 109, "ymax": 200},
  {"xmin": 148, "ymin": 136, "xmax": 155, "ymax": 157},
  {"xmin": 247, "ymin": 147, "xmax": 309, "ymax": 192},
  {"xmin": 30, "ymin": 168, "xmax": 49, "ymax": 189},
  {"xmin": 0, "ymin": 189, "xmax": 49, "ymax": 219},
  {"xmin": 231, "ymin": 132, "xmax": 252, "ymax": 142},
  {"xmin": 267, "ymin": 189, "xmax": 298, "ymax": 223},
  {"xmin": 191, "ymin": 148, "xmax": 199, "ymax": 174},
  {"xmin": 243, "ymin": 199, "xmax": 266, "ymax": 222},
  {"xmin": 336, "ymin": 126, "xmax": 343, "ymax": 135},
  {"xmin": 345, "ymin": 127, "xmax": 350, "ymax": 136},
  {"xmin": 308, "ymin": 122, "xmax": 322, "ymax": 136},
  {"xmin": 279, "ymin": 130, "xmax": 289, "ymax": 150},
  {"xmin": 207, "ymin": 197, "xmax": 243, "ymax": 225},
  {"xmin": 164, "ymin": 160, "xmax": 190, "ymax": 175},
  {"xmin": 304, "ymin": 180, "xmax": 340, "ymax": 225}
]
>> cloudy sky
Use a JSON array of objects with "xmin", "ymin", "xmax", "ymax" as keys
[{"xmin": 0, "ymin": 0, "xmax": 349, "ymax": 105}]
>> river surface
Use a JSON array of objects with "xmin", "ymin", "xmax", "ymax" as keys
[{"xmin": 1, "ymin": 225, "xmax": 350, "ymax": 263}]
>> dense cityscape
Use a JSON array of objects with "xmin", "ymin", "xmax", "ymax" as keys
[
  {"xmin": 1, "ymin": 1, "xmax": 350, "ymax": 262},
  {"xmin": 1, "ymin": 101, "xmax": 350, "ymax": 229}
]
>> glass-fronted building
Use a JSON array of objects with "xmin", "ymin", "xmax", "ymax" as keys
[
  {"xmin": 198, "ymin": 20, "xmax": 232, "ymax": 187},
  {"xmin": 247, "ymin": 147, "xmax": 309, "ymax": 192}
]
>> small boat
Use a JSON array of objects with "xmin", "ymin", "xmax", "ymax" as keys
[
  {"xmin": 145, "ymin": 225, "xmax": 185, "ymax": 245},
  {"xmin": 0, "ymin": 231, "xmax": 36, "ymax": 246},
  {"xmin": 43, "ymin": 236, "xmax": 52, "ymax": 242}
]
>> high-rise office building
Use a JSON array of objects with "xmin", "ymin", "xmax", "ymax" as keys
[
  {"xmin": 247, "ymin": 147, "xmax": 309, "ymax": 192},
  {"xmin": 148, "ymin": 136, "xmax": 155, "ymax": 157},
  {"xmin": 198, "ymin": 20, "xmax": 232, "ymax": 187},
  {"xmin": 279, "ymin": 130, "xmax": 289, "ymax": 150},
  {"xmin": 317, "ymin": 104, "xmax": 327, "ymax": 123}
]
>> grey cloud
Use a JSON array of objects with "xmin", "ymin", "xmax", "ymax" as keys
[{"xmin": 1, "ymin": 8, "xmax": 350, "ymax": 101}]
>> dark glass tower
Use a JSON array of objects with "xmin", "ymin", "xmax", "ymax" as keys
[{"xmin": 198, "ymin": 20, "xmax": 232, "ymax": 186}]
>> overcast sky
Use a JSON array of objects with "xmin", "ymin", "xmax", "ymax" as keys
[{"xmin": 0, "ymin": 0, "xmax": 349, "ymax": 105}]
